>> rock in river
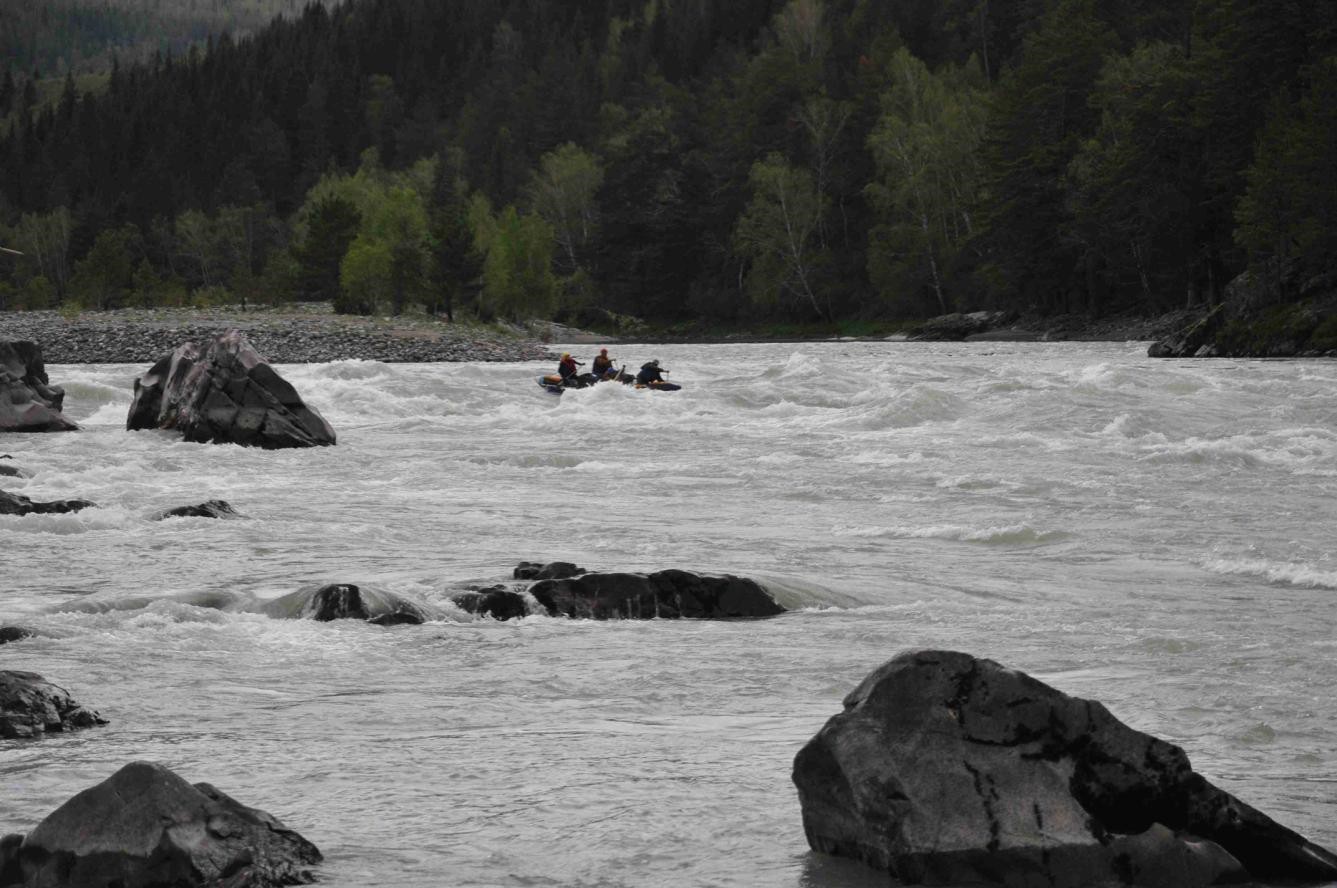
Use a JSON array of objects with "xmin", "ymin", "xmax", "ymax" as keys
[
  {"xmin": 0, "ymin": 761, "xmax": 321, "ymax": 887},
  {"xmin": 0, "ymin": 341, "xmax": 78, "ymax": 433},
  {"xmin": 0, "ymin": 671, "xmax": 106, "ymax": 739},
  {"xmin": 792, "ymin": 649, "xmax": 1337, "ymax": 887},
  {"xmin": 0, "ymin": 489, "xmax": 96, "ymax": 516},
  {"xmin": 529, "ymin": 568, "xmax": 784, "ymax": 619},
  {"xmin": 260, "ymin": 583, "xmax": 436, "ymax": 625},
  {"xmin": 126, "ymin": 329, "xmax": 335, "ymax": 448},
  {"xmin": 153, "ymin": 498, "xmax": 244, "ymax": 520}
]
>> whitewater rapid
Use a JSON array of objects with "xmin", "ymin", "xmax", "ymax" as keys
[{"xmin": 2, "ymin": 341, "xmax": 1335, "ymax": 887}]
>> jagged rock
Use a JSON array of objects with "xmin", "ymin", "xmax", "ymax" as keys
[
  {"xmin": 153, "ymin": 498, "xmax": 244, "ymax": 520},
  {"xmin": 1, "ymin": 761, "xmax": 321, "ymax": 887},
  {"xmin": 0, "ymin": 628, "xmax": 35, "ymax": 645},
  {"xmin": 513, "ymin": 560, "xmax": 586, "ymax": 580},
  {"xmin": 0, "ymin": 671, "xmax": 106, "ymax": 739},
  {"xmin": 0, "ymin": 489, "xmax": 96, "ymax": 516},
  {"xmin": 792, "ymin": 649, "xmax": 1337, "ymax": 887},
  {"xmin": 260, "ymin": 583, "xmax": 435, "ymax": 625},
  {"xmin": 126, "ymin": 329, "xmax": 335, "ymax": 448},
  {"xmin": 451, "ymin": 585, "xmax": 530, "ymax": 620},
  {"xmin": 529, "ymin": 569, "xmax": 784, "ymax": 619},
  {"xmin": 908, "ymin": 311, "xmax": 1017, "ymax": 342},
  {"xmin": 0, "ymin": 341, "xmax": 78, "ymax": 433},
  {"xmin": 1148, "ymin": 305, "xmax": 1227, "ymax": 357}
]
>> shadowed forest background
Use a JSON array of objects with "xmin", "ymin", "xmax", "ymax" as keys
[{"xmin": 1, "ymin": 0, "xmax": 1334, "ymax": 328}]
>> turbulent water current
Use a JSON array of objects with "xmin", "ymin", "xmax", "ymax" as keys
[{"xmin": 2, "ymin": 341, "xmax": 1336, "ymax": 887}]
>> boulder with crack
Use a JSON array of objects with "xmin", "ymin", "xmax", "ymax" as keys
[{"xmin": 792, "ymin": 649, "xmax": 1337, "ymax": 887}]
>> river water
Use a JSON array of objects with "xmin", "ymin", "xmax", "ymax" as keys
[{"xmin": 2, "ymin": 341, "xmax": 1335, "ymax": 887}]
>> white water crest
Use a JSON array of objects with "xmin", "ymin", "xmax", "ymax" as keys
[{"xmin": 3, "ymin": 341, "xmax": 1336, "ymax": 886}]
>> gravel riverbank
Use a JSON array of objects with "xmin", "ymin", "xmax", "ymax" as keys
[{"xmin": 0, "ymin": 305, "xmax": 553, "ymax": 364}]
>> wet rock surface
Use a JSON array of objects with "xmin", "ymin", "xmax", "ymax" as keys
[
  {"xmin": 0, "ymin": 341, "xmax": 78, "ymax": 432},
  {"xmin": 792, "ymin": 649, "xmax": 1337, "ymax": 887},
  {"xmin": 0, "ymin": 489, "xmax": 96, "ymax": 516},
  {"xmin": 0, "ymin": 761, "xmax": 321, "ymax": 888},
  {"xmin": 0, "ymin": 628, "xmax": 35, "ymax": 645},
  {"xmin": 0, "ymin": 671, "xmax": 106, "ymax": 739},
  {"xmin": 513, "ymin": 560, "xmax": 586, "ymax": 580},
  {"xmin": 153, "ymin": 498, "xmax": 244, "ymax": 520},
  {"xmin": 529, "ymin": 568, "xmax": 784, "ymax": 619},
  {"xmin": 260, "ymin": 583, "xmax": 436, "ymax": 625},
  {"xmin": 450, "ymin": 585, "xmax": 531, "ymax": 620},
  {"xmin": 127, "ymin": 329, "xmax": 336, "ymax": 448}
]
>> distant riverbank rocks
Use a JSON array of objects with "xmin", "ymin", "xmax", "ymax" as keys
[
  {"xmin": 0, "ymin": 304, "xmax": 549, "ymax": 364},
  {"xmin": 0, "ymin": 671, "xmax": 106, "ymax": 739},
  {"xmin": 0, "ymin": 761, "xmax": 322, "ymax": 888},
  {"xmin": 0, "ymin": 489, "xmax": 96, "ymax": 516},
  {"xmin": 1149, "ymin": 270, "xmax": 1337, "ymax": 357},
  {"xmin": 127, "ymin": 330, "xmax": 336, "ymax": 448},
  {"xmin": 0, "ymin": 341, "xmax": 78, "ymax": 432},
  {"xmin": 793, "ymin": 649, "xmax": 1337, "ymax": 887}
]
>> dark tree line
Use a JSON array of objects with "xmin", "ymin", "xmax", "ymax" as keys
[{"xmin": 2, "ymin": 0, "xmax": 1335, "ymax": 324}]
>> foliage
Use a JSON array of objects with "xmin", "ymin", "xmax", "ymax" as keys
[{"xmin": 733, "ymin": 153, "xmax": 830, "ymax": 320}]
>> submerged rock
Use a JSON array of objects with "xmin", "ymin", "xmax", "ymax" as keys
[
  {"xmin": 153, "ymin": 498, "xmax": 244, "ymax": 520},
  {"xmin": 261, "ymin": 583, "xmax": 435, "ymax": 625},
  {"xmin": 0, "ymin": 341, "xmax": 78, "ymax": 432},
  {"xmin": 0, "ymin": 671, "xmax": 106, "ymax": 739},
  {"xmin": 529, "ymin": 569, "xmax": 784, "ymax": 620},
  {"xmin": 1, "ymin": 761, "xmax": 321, "ymax": 887},
  {"xmin": 792, "ymin": 649, "xmax": 1337, "ymax": 887},
  {"xmin": 0, "ymin": 489, "xmax": 96, "ymax": 516},
  {"xmin": 0, "ymin": 463, "xmax": 31, "ymax": 478},
  {"xmin": 126, "ymin": 329, "xmax": 335, "ymax": 448},
  {"xmin": 514, "ymin": 560, "xmax": 586, "ymax": 580},
  {"xmin": 451, "ymin": 585, "xmax": 530, "ymax": 620}
]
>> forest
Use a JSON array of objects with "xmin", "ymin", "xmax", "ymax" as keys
[{"xmin": 1, "ymin": 0, "xmax": 1335, "ymax": 328}]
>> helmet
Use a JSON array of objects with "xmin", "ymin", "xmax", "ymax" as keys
[
  {"xmin": 650, "ymin": 359, "xmax": 660, "ymax": 367},
  {"xmin": 600, "ymin": 348, "xmax": 608, "ymax": 355},
  {"xmin": 561, "ymin": 353, "xmax": 571, "ymax": 359}
]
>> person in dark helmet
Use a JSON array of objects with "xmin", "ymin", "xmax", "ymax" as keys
[
  {"xmin": 557, "ymin": 352, "xmax": 583, "ymax": 383},
  {"xmin": 636, "ymin": 359, "xmax": 667, "ymax": 385},
  {"xmin": 591, "ymin": 348, "xmax": 617, "ymax": 379}
]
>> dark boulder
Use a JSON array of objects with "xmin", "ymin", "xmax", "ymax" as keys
[
  {"xmin": 153, "ymin": 498, "xmax": 244, "ymax": 520},
  {"xmin": 0, "ymin": 627, "xmax": 35, "ymax": 645},
  {"xmin": 0, "ymin": 341, "xmax": 78, "ymax": 433},
  {"xmin": 514, "ymin": 560, "xmax": 586, "ymax": 580},
  {"xmin": 0, "ymin": 463, "xmax": 30, "ymax": 478},
  {"xmin": 260, "ymin": 583, "xmax": 435, "ymax": 625},
  {"xmin": 126, "ymin": 329, "xmax": 335, "ymax": 448},
  {"xmin": 529, "ymin": 569, "xmax": 784, "ymax": 619},
  {"xmin": 1, "ymin": 761, "xmax": 321, "ymax": 888},
  {"xmin": 1148, "ymin": 305, "xmax": 1227, "ymax": 357},
  {"xmin": 908, "ymin": 311, "xmax": 1016, "ymax": 342},
  {"xmin": 451, "ymin": 585, "xmax": 530, "ymax": 620},
  {"xmin": 0, "ymin": 671, "xmax": 106, "ymax": 739},
  {"xmin": 792, "ymin": 649, "xmax": 1337, "ymax": 887},
  {"xmin": 0, "ymin": 490, "xmax": 96, "ymax": 516}
]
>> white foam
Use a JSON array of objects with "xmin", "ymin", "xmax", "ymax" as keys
[{"xmin": 1200, "ymin": 558, "xmax": 1337, "ymax": 590}]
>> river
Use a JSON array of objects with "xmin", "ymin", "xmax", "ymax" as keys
[{"xmin": 2, "ymin": 341, "xmax": 1335, "ymax": 887}]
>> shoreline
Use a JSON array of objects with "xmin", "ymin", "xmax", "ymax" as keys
[{"xmin": 0, "ymin": 304, "xmax": 1207, "ymax": 364}]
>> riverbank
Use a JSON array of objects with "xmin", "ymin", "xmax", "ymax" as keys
[{"xmin": 0, "ymin": 304, "xmax": 552, "ymax": 363}]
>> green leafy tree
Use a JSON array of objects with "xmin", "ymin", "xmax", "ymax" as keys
[
  {"xmin": 528, "ymin": 142, "xmax": 604, "ymax": 276},
  {"xmin": 471, "ymin": 197, "xmax": 558, "ymax": 322},
  {"xmin": 338, "ymin": 236, "xmax": 391, "ymax": 315},
  {"xmin": 13, "ymin": 208, "xmax": 73, "ymax": 302},
  {"xmin": 733, "ymin": 153, "xmax": 830, "ymax": 320},
  {"xmin": 70, "ymin": 224, "xmax": 139, "ymax": 309}
]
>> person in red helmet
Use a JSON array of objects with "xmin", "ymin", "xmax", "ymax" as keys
[{"xmin": 591, "ymin": 348, "xmax": 617, "ymax": 379}]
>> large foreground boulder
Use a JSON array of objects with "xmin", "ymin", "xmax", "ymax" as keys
[
  {"xmin": 0, "ymin": 761, "xmax": 321, "ymax": 887},
  {"xmin": 0, "ymin": 341, "xmax": 77, "ymax": 433},
  {"xmin": 260, "ymin": 583, "xmax": 436, "ymax": 625},
  {"xmin": 126, "ymin": 330, "xmax": 335, "ymax": 448},
  {"xmin": 0, "ymin": 671, "xmax": 106, "ymax": 739},
  {"xmin": 793, "ymin": 650, "xmax": 1337, "ymax": 887},
  {"xmin": 0, "ymin": 489, "xmax": 96, "ymax": 516},
  {"xmin": 529, "ymin": 568, "xmax": 784, "ymax": 619}
]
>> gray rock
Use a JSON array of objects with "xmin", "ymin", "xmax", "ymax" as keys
[
  {"xmin": 0, "ymin": 671, "xmax": 106, "ymax": 739},
  {"xmin": 153, "ymin": 499, "xmax": 244, "ymax": 520},
  {"xmin": 0, "ymin": 628, "xmax": 35, "ymax": 645},
  {"xmin": 127, "ymin": 330, "xmax": 335, "ymax": 448},
  {"xmin": 1148, "ymin": 305, "xmax": 1226, "ymax": 358},
  {"xmin": 792, "ymin": 649, "xmax": 1337, "ymax": 887},
  {"xmin": 513, "ymin": 560, "xmax": 586, "ymax": 580},
  {"xmin": 529, "ymin": 569, "xmax": 784, "ymax": 619},
  {"xmin": 260, "ymin": 583, "xmax": 435, "ymax": 625},
  {"xmin": 0, "ymin": 341, "xmax": 78, "ymax": 432},
  {"xmin": 0, "ymin": 490, "xmax": 96, "ymax": 516},
  {"xmin": 2, "ymin": 761, "xmax": 320, "ymax": 887},
  {"xmin": 450, "ymin": 585, "xmax": 530, "ymax": 620},
  {"xmin": 909, "ymin": 311, "xmax": 1016, "ymax": 342}
]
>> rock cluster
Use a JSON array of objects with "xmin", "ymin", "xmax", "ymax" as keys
[
  {"xmin": 0, "ymin": 761, "xmax": 321, "ymax": 888},
  {"xmin": 792, "ymin": 649, "xmax": 1337, "ymax": 888},
  {"xmin": 450, "ymin": 585, "xmax": 531, "ymax": 620},
  {"xmin": 127, "ymin": 330, "xmax": 336, "ymax": 448},
  {"xmin": 0, "ymin": 306, "xmax": 549, "ymax": 363},
  {"xmin": 0, "ymin": 341, "xmax": 77, "ymax": 432},
  {"xmin": 0, "ymin": 671, "xmax": 106, "ymax": 739},
  {"xmin": 260, "ymin": 583, "xmax": 438, "ymax": 625}
]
